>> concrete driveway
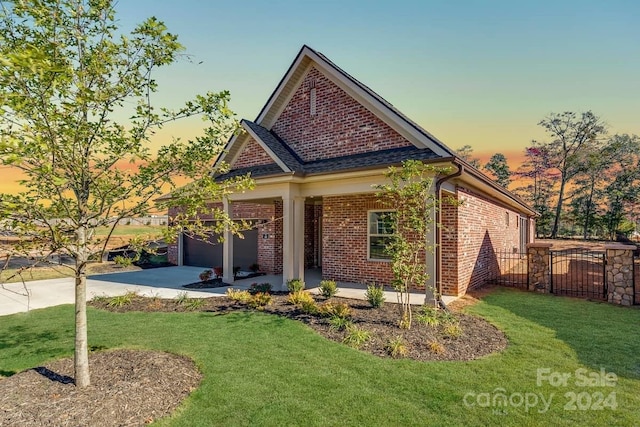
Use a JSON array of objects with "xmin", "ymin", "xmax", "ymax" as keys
[{"xmin": 0, "ymin": 266, "xmax": 230, "ymax": 316}]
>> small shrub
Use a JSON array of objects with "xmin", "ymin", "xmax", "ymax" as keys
[
  {"xmin": 226, "ymin": 288, "xmax": 251, "ymax": 303},
  {"xmin": 428, "ymin": 340, "xmax": 446, "ymax": 354},
  {"xmin": 199, "ymin": 269, "xmax": 213, "ymax": 282},
  {"xmin": 183, "ymin": 298, "xmax": 205, "ymax": 311},
  {"xmin": 249, "ymin": 263, "xmax": 260, "ymax": 273},
  {"xmin": 213, "ymin": 266, "xmax": 223, "ymax": 278},
  {"xmin": 318, "ymin": 280, "xmax": 338, "ymax": 298},
  {"xmin": 287, "ymin": 278, "xmax": 305, "ymax": 293},
  {"xmin": 342, "ymin": 326, "xmax": 371, "ymax": 349},
  {"xmin": 287, "ymin": 290, "xmax": 315, "ymax": 306},
  {"xmin": 365, "ymin": 284, "xmax": 385, "ymax": 308},
  {"xmin": 233, "ymin": 266, "xmax": 241, "ymax": 277},
  {"xmin": 107, "ymin": 291, "xmax": 137, "ymax": 308},
  {"xmin": 443, "ymin": 324, "xmax": 463, "ymax": 339},
  {"xmin": 385, "ymin": 336, "xmax": 408, "ymax": 358},
  {"xmin": 319, "ymin": 302, "xmax": 352, "ymax": 319},
  {"xmin": 299, "ymin": 299, "xmax": 318, "ymax": 315},
  {"xmin": 113, "ymin": 255, "xmax": 134, "ymax": 267},
  {"xmin": 328, "ymin": 316, "xmax": 352, "ymax": 331},
  {"xmin": 249, "ymin": 282, "xmax": 272, "ymax": 295},
  {"xmin": 248, "ymin": 292, "xmax": 272, "ymax": 310},
  {"xmin": 175, "ymin": 291, "xmax": 190, "ymax": 305},
  {"xmin": 416, "ymin": 308, "xmax": 440, "ymax": 327},
  {"xmin": 91, "ymin": 295, "xmax": 109, "ymax": 304}
]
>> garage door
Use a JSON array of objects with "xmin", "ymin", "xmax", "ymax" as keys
[{"xmin": 183, "ymin": 229, "xmax": 258, "ymax": 269}]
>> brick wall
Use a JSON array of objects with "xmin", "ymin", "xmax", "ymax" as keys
[
  {"xmin": 271, "ymin": 66, "xmax": 412, "ymax": 163},
  {"xmin": 441, "ymin": 187, "xmax": 523, "ymax": 296},
  {"xmin": 231, "ymin": 136, "xmax": 275, "ymax": 169},
  {"xmin": 322, "ymin": 194, "xmax": 395, "ymax": 285}
]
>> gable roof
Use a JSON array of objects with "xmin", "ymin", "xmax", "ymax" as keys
[{"xmin": 213, "ymin": 45, "xmax": 536, "ymax": 217}]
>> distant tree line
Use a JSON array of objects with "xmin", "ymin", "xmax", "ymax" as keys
[{"xmin": 456, "ymin": 111, "xmax": 640, "ymax": 240}]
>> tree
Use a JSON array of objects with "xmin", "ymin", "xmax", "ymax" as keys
[
  {"xmin": 376, "ymin": 160, "xmax": 448, "ymax": 329},
  {"xmin": 0, "ymin": 0, "xmax": 251, "ymax": 387},
  {"xmin": 536, "ymin": 111, "xmax": 607, "ymax": 238},
  {"xmin": 514, "ymin": 146, "xmax": 556, "ymax": 237},
  {"xmin": 569, "ymin": 134, "xmax": 639, "ymax": 239},
  {"xmin": 483, "ymin": 153, "xmax": 511, "ymax": 188},
  {"xmin": 455, "ymin": 145, "xmax": 481, "ymax": 168}
]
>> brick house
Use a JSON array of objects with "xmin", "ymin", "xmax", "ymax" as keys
[{"xmin": 167, "ymin": 45, "xmax": 536, "ymax": 297}]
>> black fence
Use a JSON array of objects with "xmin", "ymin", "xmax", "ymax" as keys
[
  {"xmin": 550, "ymin": 249, "xmax": 607, "ymax": 300},
  {"xmin": 490, "ymin": 251, "xmax": 528, "ymax": 289}
]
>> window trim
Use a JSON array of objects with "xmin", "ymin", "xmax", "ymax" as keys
[{"xmin": 367, "ymin": 209, "xmax": 396, "ymax": 261}]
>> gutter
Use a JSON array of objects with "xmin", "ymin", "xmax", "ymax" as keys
[{"xmin": 433, "ymin": 159, "xmax": 463, "ymax": 307}]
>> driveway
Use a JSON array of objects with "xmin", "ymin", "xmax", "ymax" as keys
[{"xmin": 0, "ymin": 266, "xmax": 230, "ymax": 316}]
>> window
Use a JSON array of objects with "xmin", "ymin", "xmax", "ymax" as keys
[{"xmin": 368, "ymin": 211, "xmax": 395, "ymax": 260}]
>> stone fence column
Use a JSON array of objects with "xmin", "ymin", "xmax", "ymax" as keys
[
  {"xmin": 605, "ymin": 244, "xmax": 635, "ymax": 306},
  {"xmin": 527, "ymin": 243, "xmax": 551, "ymax": 293}
]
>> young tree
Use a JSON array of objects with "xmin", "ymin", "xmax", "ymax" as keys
[
  {"xmin": 376, "ymin": 160, "xmax": 448, "ymax": 329},
  {"xmin": 483, "ymin": 153, "xmax": 511, "ymax": 188},
  {"xmin": 536, "ymin": 111, "xmax": 607, "ymax": 238},
  {"xmin": 0, "ymin": 0, "xmax": 251, "ymax": 387}
]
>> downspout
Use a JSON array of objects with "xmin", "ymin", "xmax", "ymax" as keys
[{"xmin": 434, "ymin": 160, "xmax": 463, "ymax": 308}]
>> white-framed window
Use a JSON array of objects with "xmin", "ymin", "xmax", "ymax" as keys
[{"xmin": 368, "ymin": 210, "xmax": 395, "ymax": 260}]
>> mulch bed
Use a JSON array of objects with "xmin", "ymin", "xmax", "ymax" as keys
[
  {"xmin": 90, "ymin": 291, "xmax": 508, "ymax": 362},
  {"xmin": 0, "ymin": 349, "xmax": 201, "ymax": 427}
]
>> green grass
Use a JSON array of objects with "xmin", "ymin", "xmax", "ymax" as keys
[{"xmin": 0, "ymin": 288, "xmax": 638, "ymax": 426}]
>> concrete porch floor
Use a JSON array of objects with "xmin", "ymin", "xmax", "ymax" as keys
[{"xmin": 230, "ymin": 268, "xmax": 458, "ymax": 307}]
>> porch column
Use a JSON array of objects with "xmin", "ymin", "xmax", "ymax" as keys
[
  {"xmin": 294, "ymin": 197, "xmax": 305, "ymax": 282},
  {"xmin": 222, "ymin": 199, "xmax": 234, "ymax": 283},
  {"xmin": 282, "ymin": 197, "xmax": 295, "ymax": 290}
]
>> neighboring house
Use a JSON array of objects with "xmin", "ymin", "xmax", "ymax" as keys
[{"xmin": 167, "ymin": 45, "xmax": 536, "ymax": 297}]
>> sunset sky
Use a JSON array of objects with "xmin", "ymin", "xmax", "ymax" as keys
[{"xmin": 1, "ymin": 0, "xmax": 639, "ymax": 192}]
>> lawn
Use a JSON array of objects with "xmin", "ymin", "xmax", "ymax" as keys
[{"xmin": 0, "ymin": 288, "xmax": 638, "ymax": 426}]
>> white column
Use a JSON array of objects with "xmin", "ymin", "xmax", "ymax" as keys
[
  {"xmin": 294, "ymin": 197, "xmax": 305, "ymax": 282},
  {"xmin": 222, "ymin": 199, "xmax": 234, "ymax": 283},
  {"xmin": 282, "ymin": 197, "xmax": 295, "ymax": 290}
]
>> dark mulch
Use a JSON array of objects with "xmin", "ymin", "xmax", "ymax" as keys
[
  {"xmin": 0, "ymin": 349, "xmax": 201, "ymax": 427},
  {"xmin": 90, "ymin": 291, "xmax": 507, "ymax": 362},
  {"xmin": 182, "ymin": 272, "xmax": 265, "ymax": 289}
]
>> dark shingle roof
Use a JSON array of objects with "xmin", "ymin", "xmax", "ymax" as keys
[
  {"xmin": 215, "ymin": 163, "xmax": 284, "ymax": 180},
  {"xmin": 242, "ymin": 120, "xmax": 303, "ymax": 171}
]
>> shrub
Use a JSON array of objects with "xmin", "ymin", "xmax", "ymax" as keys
[
  {"xmin": 248, "ymin": 292, "xmax": 272, "ymax": 310},
  {"xmin": 428, "ymin": 340, "xmax": 446, "ymax": 354},
  {"xmin": 318, "ymin": 280, "xmax": 338, "ymax": 298},
  {"xmin": 287, "ymin": 278, "xmax": 305, "ymax": 293},
  {"xmin": 249, "ymin": 282, "xmax": 272, "ymax": 295},
  {"xmin": 319, "ymin": 302, "xmax": 352, "ymax": 319},
  {"xmin": 175, "ymin": 291, "xmax": 190, "ymax": 305},
  {"xmin": 183, "ymin": 298, "xmax": 205, "ymax": 311},
  {"xmin": 385, "ymin": 336, "xmax": 408, "ymax": 358},
  {"xmin": 365, "ymin": 284, "xmax": 385, "ymax": 308},
  {"xmin": 343, "ymin": 326, "xmax": 371, "ymax": 349},
  {"xmin": 287, "ymin": 290, "xmax": 314, "ymax": 306},
  {"xmin": 107, "ymin": 291, "xmax": 137, "ymax": 308},
  {"xmin": 226, "ymin": 288, "xmax": 251, "ymax": 303},
  {"xmin": 416, "ymin": 307, "xmax": 440, "ymax": 327},
  {"xmin": 113, "ymin": 254, "xmax": 134, "ymax": 267},
  {"xmin": 199, "ymin": 269, "xmax": 213, "ymax": 282},
  {"xmin": 213, "ymin": 266, "xmax": 223, "ymax": 278},
  {"xmin": 328, "ymin": 316, "xmax": 352, "ymax": 331},
  {"xmin": 249, "ymin": 263, "xmax": 260, "ymax": 273},
  {"xmin": 443, "ymin": 324, "xmax": 463, "ymax": 339},
  {"xmin": 300, "ymin": 299, "xmax": 318, "ymax": 315}
]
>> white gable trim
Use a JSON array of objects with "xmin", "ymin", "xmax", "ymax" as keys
[{"xmin": 241, "ymin": 122, "xmax": 291, "ymax": 172}]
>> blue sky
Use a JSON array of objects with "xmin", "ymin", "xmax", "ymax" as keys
[{"xmin": 118, "ymin": 0, "xmax": 639, "ymax": 161}]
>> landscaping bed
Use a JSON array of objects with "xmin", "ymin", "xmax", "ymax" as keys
[{"xmin": 89, "ymin": 291, "xmax": 507, "ymax": 362}]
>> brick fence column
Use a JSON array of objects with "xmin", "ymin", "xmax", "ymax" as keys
[
  {"xmin": 605, "ymin": 244, "xmax": 635, "ymax": 306},
  {"xmin": 527, "ymin": 243, "xmax": 551, "ymax": 293}
]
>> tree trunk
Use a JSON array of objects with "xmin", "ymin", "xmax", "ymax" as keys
[
  {"xmin": 74, "ymin": 227, "xmax": 90, "ymax": 387},
  {"xmin": 551, "ymin": 175, "xmax": 567, "ymax": 238}
]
